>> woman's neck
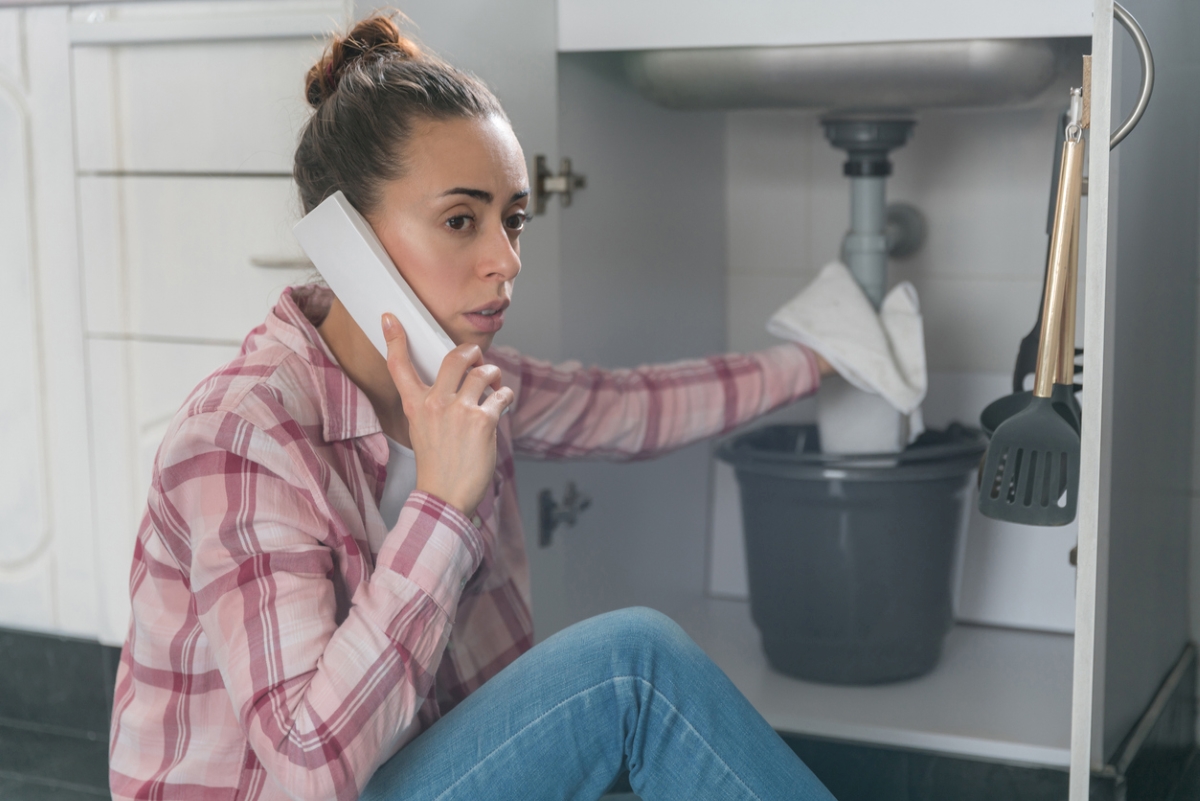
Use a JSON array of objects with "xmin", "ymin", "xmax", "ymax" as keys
[{"xmin": 316, "ymin": 297, "xmax": 412, "ymax": 447}]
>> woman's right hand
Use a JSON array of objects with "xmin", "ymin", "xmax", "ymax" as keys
[{"xmin": 382, "ymin": 313, "xmax": 514, "ymax": 518}]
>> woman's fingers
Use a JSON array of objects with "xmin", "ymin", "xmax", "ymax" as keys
[
  {"xmin": 481, "ymin": 385, "xmax": 516, "ymax": 418},
  {"xmin": 382, "ymin": 314, "xmax": 428, "ymax": 403},
  {"xmin": 430, "ymin": 343, "xmax": 485, "ymax": 397},
  {"xmin": 458, "ymin": 364, "xmax": 504, "ymax": 404}
]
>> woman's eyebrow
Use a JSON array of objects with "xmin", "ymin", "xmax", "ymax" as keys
[
  {"xmin": 439, "ymin": 188, "xmax": 531, "ymax": 203},
  {"xmin": 441, "ymin": 187, "xmax": 493, "ymax": 202}
]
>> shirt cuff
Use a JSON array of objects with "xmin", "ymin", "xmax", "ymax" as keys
[
  {"xmin": 374, "ymin": 491, "xmax": 484, "ymax": 617},
  {"xmin": 760, "ymin": 342, "xmax": 823, "ymax": 400},
  {"xmin": 796, "ymin": 343, "xmax": 823, "ymax": 394}
]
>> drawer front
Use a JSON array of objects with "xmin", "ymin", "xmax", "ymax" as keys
[
  {"xmin": 80, "ymin": 175, "xmax": 314, "ymax": 340},
  {"xmin": 88, "ymin": 338, "xmax": 239, "ymax": 642},
  {"xmin": 73, "ymin": 24, "xmax": 331, "ymax": 173}
]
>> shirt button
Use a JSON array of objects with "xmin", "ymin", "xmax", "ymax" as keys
[{"xmin": 471, "ymin": 514, "xmax": 482, "ymax": 527}]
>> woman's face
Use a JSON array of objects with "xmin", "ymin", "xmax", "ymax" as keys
[{"xmin": 368, "ymin": 114, "xmax": 529, "ymax": 352}]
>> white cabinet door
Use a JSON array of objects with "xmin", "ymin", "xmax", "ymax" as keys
[
  {"xmin": 0, "ymin": 9, "xmax": 55, "ymax": 633},
  {"xmin": 1070, "ymin": 0, "xmax": 1199, "ymax": 792},
  {"xmin": 1, "ymin": 7, "xmax": 101, "ymax": 638}
]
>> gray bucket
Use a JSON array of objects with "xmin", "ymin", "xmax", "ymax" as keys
[{"xmin": 716, "ymin": 424, "xmax": 986, "ymax": 685}]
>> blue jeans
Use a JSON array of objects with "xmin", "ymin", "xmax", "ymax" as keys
[{"xmin": 361, "ymin": 607, "xmax": 836, "ymax": 801}]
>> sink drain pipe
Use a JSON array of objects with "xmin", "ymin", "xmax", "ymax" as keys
[{"xmin": 821, "ymin": 117, "xmax": 921, "ymax": 308}]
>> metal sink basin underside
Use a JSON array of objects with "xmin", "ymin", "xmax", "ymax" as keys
[{"xmin": 622, "ymin": 38, "xmax": 1086, "ymax": 111}]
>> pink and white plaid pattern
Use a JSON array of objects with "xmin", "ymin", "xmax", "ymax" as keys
[{"xmin": 109, "ymin": 285, "xmax": 820, "ymax": 801}]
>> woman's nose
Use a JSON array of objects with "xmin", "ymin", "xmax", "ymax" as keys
[{"xmin": 479, "ymin": 223, "xmax": 521, "ymax": 282}]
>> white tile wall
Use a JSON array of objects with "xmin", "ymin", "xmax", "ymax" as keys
[{"xmin": 711, "ymin": 101, "xmax": 1082, "ymax": 632}]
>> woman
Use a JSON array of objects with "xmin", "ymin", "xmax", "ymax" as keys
[{"xmin": 109, "ymin": 13, "xmax": 837, "ymax": 801}]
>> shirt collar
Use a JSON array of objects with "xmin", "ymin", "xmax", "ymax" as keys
[{"xmin": 264, "ymin": 285, "xmax": 386, "ymax": 447}]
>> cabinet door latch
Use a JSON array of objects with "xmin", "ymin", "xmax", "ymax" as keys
[
  {"xmin": 533, "ymin": 155, "xmax": 586, "ymax": 215},
  {"xmin": 538, "ymin": 481, "xmax": 591, "ymax": 548}
]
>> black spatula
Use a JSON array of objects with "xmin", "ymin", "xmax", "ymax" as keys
[{"xmin": 979, "ymin": 114, "xmax": 1085, "ymax": 526}]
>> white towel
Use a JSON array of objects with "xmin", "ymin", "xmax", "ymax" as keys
[{"xmin": 767, "ymin": 261, "xmax": 927, "ymax": 453}]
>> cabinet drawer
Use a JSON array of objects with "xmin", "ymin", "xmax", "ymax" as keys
[
  {"xmin": 80, "ymin": 175, "xmax": 313, "ymax": 341},
  {"xmin": 88, "ymin": 338, "xmax": 239, "ymax": 642},
  {"xmin": 73, "ymin": 13, "xmax": 332, "ymax": 174}
]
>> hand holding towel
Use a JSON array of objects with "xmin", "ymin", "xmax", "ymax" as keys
[{"xmin": 767, "ymin": 261, "xmax": 927, "ymax": 453}]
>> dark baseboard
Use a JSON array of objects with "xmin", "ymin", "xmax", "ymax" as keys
[
  {"xmin": 1117, "ymin": 645, "xmax": 1197, "ymax": 801},
  {"xmin": 0, "ymin": 627, "xmax": 121, "ymax": 738},
  {"xmin": 0, "ymin": 627, "xmax": 120, "ymax": 798},
  {"xmin": 782, "ymin": 733, "xmax": 1071, "ymax": 801}
]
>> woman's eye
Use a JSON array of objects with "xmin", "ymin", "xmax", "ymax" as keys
[
  {"xmin": 446, "ymin": 215, "xmax": 472, "ymax": 231},
  {"xmin": 505, "ymin": 212, "xmax": 528, "ymax": 232}
]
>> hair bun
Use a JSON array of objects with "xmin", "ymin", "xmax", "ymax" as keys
[{"xmin": 305, "ymin": 13, "xmax": 421, "ymax": 107}]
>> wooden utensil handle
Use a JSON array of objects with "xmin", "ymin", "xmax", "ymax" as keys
[
  {"xmin": 1056, "ymin": 180, "xmax": 1082, "ymax": 387},
  {"xmin": 1035, "ymin": 128, "xmax": 1085, "ymax": 399}
]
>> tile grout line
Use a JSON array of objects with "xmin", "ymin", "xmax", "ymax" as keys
[
  {"xmin": 0, "ymin": 767, "xmax": 109, "ymax": 796},
  {"xmin": 0, "ymin": 715, "xmax": 107, "ymax": 742}
]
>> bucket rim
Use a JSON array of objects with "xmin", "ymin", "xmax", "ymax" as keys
[{"xmin": 716, "ymin": 423, "xmax": 986, "ymax": 480}]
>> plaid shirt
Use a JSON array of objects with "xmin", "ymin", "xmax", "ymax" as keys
[{"xmin": 109, "ymin": 285, "xmax": 821, "ymax": 801}]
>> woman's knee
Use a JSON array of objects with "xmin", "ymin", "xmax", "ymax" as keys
[
  {"xmin": 593, "ymin": 607, "xmax": 699, "ymax": 666},
  {"xmin": 607, "ymin": 606, "xmax": 682, "ymax": 638}
]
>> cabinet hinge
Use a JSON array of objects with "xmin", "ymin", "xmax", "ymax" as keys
[
  {"xmin": 538, "ymin": 481, "xmax": 591, "ymax": 548},
  {"xmin": 533, "ymin": 155, "xmax": 586, "ymax": 215}
]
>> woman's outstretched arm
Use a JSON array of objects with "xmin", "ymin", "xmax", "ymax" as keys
[{"xmin": 491, "ymin": 343, "xmax": 822, "ymax": 461}]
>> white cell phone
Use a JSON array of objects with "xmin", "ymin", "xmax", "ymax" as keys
[{"xmin": 293, "ymin": 191, "xmax": 455, "ymax": 386}]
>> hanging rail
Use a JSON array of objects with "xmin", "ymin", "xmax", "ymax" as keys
[{"xmin": 1110, "ymin": 2, "xmax": 1154, "ymax": 150}]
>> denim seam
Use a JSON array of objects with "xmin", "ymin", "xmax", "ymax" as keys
[
  {"xmin": 430, "ymin": 674, "xmax": 763, "ymax": 801},
  {"xmin": 637, "ymin": 679, "xmax": 764, "ymax": 801}
]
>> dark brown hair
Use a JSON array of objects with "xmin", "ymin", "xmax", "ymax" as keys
[{"xmin": 294, "ymin": 13, "xmax": 507, "ymax": 215}]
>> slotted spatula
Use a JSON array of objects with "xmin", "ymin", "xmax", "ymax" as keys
[{"xmin": 979, "ymin": 110, "xmax": 1085, "ymax": 526}]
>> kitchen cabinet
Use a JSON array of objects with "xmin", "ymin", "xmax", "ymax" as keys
[
  {"xmin": 66, "ymin": 0, "xmax": 345, "ymax": 643},
  {"xmin": 0, "ymin": 10, "xmax": 53, "ymax": 632},
  {"xmin": 1, "ymin": 0, "xmax": 1195, "ymax": 797},
  {"xmin": 536, "ymin": 1, "xmax": 1196, "ymax": 797},
  {"xmin": 0, "ymin": 7, "xmax": 99, "ymax": 637}
]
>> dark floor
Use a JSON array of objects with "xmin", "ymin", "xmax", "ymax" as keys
[
  {"xmin": 0, "ymin": 628, "xmax": 117, "ymax": 799},
  {"xmin": 1170, "ymin": 753, "xmax": 1200, "ymax": 800},
  {"xmin": 0, "ymin": 625, "xmax": 1197, "ymax": 801}
]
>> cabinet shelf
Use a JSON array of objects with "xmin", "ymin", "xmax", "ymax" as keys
[{"xmin": 673, "ymin": 598, "xmax": 1073, "ymax": 767}]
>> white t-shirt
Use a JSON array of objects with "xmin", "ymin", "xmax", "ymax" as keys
[{"xmin": 374, "ymin": 435, "xmax": 418, "ymax": 555}]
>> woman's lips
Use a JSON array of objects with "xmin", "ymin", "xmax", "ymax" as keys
[{"xmin": 464, "ymin": 308, "xmax": 505, "ymax": 333}]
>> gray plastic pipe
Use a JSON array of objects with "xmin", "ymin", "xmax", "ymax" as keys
[{"xmin": 844, "ymin": 177, "xmax": 889, "ymax": 309}]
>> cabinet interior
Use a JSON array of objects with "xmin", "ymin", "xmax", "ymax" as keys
[{"xmin": 512, "ymin": 50, "xmax": 1099, "ymax": 765}]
